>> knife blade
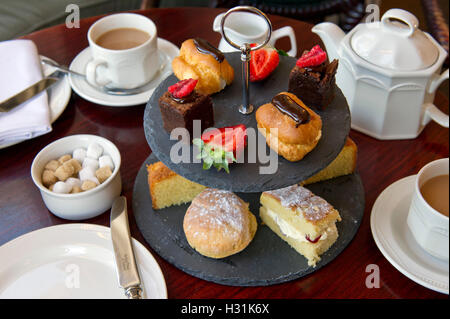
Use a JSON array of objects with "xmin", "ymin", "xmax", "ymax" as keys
[
  {"xmin": 0, "ymin": 71, "xmax": 61, "ymax": 113},
  {"xmin": 110, "ymin": 196, "xmax": 143, "ymax": 299}
]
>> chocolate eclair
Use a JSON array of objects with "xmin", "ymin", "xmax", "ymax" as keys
[
  {"xmin": 172, "ymin": 38, "xmax": 234, "ymax": 95},
  {"xmin": 255, "ymin": 92, "xmax": 322, "ymax": 162}
]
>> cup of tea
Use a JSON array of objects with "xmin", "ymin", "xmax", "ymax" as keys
[
  {"xmin": 407, "ymin": 158, "xmax": 449, "ymax": 261},
  {"xmin": 86, "ymin": 13, "xmax": 159, "ymax": 89}
]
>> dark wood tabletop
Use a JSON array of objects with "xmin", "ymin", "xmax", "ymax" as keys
[{"xmin": 0, "ymin": 7, "xmax": 448, "ymax": 299}]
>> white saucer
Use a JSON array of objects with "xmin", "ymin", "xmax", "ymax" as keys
[
  {"xmin": 0, "ymin": 56, "xmax": 72, "ymax": 150},
  {"xmin": 371, "ymin": 175, "xmax": 449, "ymax": 294},
  {"xmin": 69, "ymin": 38, "xmax": 179, "ymax": 107},
  {"xmin": 0, "ymin": 224, "xmax": 167, "ymax": 299}
]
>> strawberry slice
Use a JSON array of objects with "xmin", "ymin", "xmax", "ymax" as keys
[
  {"xmin": 250, "ymin": 44, "xmax": 280, "ymax": 82},
  {"xmin": 296, "ymin": 45, "xmax": 327, "ymax": 68},
  {"xmin": 193, "ymin": 124, "xmax": 247, "ymax": 173},
  {"xmin": 168, "ymin": 79, "xmax": 198, "ymax": 98}
]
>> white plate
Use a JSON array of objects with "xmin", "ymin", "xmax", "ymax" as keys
[
  {"xmin": 0, "ymin": 56, "xmax": 72, "ymax": 150},
  {"xmin": 69, "ymin": 38, "xmax": 179, "ymax": 107},
  {"xmin": 371, "ymin": 175, "xmax": 449, "ymax": 294},
  {"xmin": 0, "ymin": 224, "xmax": 167, "ymax": 299}
]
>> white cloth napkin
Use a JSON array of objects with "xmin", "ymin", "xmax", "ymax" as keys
[{"xmin": 0, "ymin": 39, "xmax": 51, "ymax": 146}]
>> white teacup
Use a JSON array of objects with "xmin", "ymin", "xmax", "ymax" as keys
[
  {"xmin": 213, "ymin": 11, "xmax": 297, "ymax": 57},
  {"xmin": 407, "ymin": 158, "xmax": 449, "ymax": 261},
  {"xmin": 86, "ymin": 13, "xmax": 159, "ymax": 89}
]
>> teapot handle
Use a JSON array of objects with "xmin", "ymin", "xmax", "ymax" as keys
[
  {"xmin": 423, "ymin": 69, "xmax": 449, "ymax": 128},
  {"xmin": 381, "ymin": 9, "xmax": 419, "ymax": 37}
]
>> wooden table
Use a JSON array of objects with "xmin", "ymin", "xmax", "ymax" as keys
[{"xmin": 0, "ymin": 8, "xmax": 448, "ymax": 299}]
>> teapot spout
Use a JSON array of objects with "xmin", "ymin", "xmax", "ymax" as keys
[{"xmin": 312, "ymin": 22, "xmax": 345, "ymax": 61}]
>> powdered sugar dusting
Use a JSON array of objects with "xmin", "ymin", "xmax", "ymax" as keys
[
  {"xmin": 185, "ymin": 189, "xmax": 248, "ymax": 239},
  {"xmin": 265, "ymin": 184, "xmax": 334, "ymax": 221}
]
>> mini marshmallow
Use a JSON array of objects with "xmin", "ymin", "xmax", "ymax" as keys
[
  {"xmin": 98, "ymin": 155, "xmax": 114, "ymax": 170},
  {"xmin": 79, "ymin": 167, "xmax": 96, "ymax": 182},
  {"xmin": 53, "ymin": 181, "xmax": 72, "ymax": 194},
  {"xmin": 73, "ymin": 148, "xmax": 87, "ymax": 163},
  {"xmin": 66, "ymin": 177, "xmax": 82, "ymax": 189},
  {"xmin": 87, "ymin": 142, "xmax": 103, "ymax": 159},
  {"xmin": 82, "ymin": 157, "xmax": 99, "ymax": 171}
]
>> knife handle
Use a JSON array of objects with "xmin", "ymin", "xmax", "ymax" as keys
[{"xmin": 125, "ymin": 286, "xmax": 142, "ymax": 299}]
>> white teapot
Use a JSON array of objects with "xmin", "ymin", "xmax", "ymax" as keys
[{"xmin": 313, "ymin": 9, "xmax": 449, "ymax": 140}]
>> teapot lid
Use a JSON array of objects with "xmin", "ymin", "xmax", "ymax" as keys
[{"xmin": 350, "ymin": 9, "xmax": 439, "ymax": 71}]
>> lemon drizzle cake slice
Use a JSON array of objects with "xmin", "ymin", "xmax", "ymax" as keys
[
  {"xmin": 260, "ymin": 184, "xmax": 341, "ymax": 267},
  {"xmin": 147, "ymin": 161, "xmax": 206, "ymax": 210}
]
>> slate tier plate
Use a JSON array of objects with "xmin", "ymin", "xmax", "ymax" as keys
[
  {"xmin": 144, "ymin": 53, "xmax": 351, "ymax": 193},
  {"xmin": 133, "ymin": 154, "xmax": 365, "ymax": 286}
]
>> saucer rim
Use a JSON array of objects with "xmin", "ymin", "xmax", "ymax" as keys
[
  {"xmin": 370, "ymin": 174, "xmax": 449, "ymax": 294},
  {"xmin": 68, "ymin": 37, "xmax": 179, "ymax": 107}
]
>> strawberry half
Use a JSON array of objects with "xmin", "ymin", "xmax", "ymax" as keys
[
  {"xmin": 168, "ymin": 78, "xmax": 198, "ymax": 98},
  {"xmin": 250, "ymin": 44, "xmax": 280, "ymax": 82},
  {"xmin": 193, "ymin": 124, "xmax": 247, "ymax": 173},
  {"xmin": 296, "ymin": 45, "xmax": 327, "ymax": 68}
]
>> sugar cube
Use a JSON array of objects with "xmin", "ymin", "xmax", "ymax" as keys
[
  {"xmin": 71, "ymin": 185, "xmax": 82, "ymax": 194},
  {"xmin": 82, "ymin": 157, "xmax": 99, "ymax": 171},
  {"xmin": 58, "ymin": 154, "xmax": 72, "ymax": 164},
  {"xmin": 73, "ymin": 148, "xmax": 87, "ymax": 163},
  {"xmin": 81, "ymin": 180, "xmax": 97, "ymax": 191},
  {"xmin": 96, "ymin": 166, "xmax": 112, "ymax": 184},
  {"xmin": 54, "ymin": 162, "xmax": 75, "ymax": 181},
  {"xmin": 53, "ymin": 181, "xmax": 72, "ymax": 194},
  {"xmin": 66, "ymin": 159, "xmax": 82, "ymax": 174},
  {"xmin": 66, "ymin": 177, "xmax": 82, "ymax": 189},
  {"xmin": 42, "ymin": 169, "xmax": 58, "ymax": 187},
  {"xmin": 44, "ymin": 160, "xmax": 60, "ymax": 172},
  {"xmin": 87, "ymin": 142, "xmax": 103, "ymax": 159},
  {"xmin": 98, "ymin": 155, "xmax": 114, "ymax": 170},
  {"xmin": 79, "ymin": 167, "xmax": 96, "ymax": 181}
]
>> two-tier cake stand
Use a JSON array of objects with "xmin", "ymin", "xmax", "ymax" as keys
[{"xmin": 132, "ymin": 7, "xmax": 365, "ymax": 286}]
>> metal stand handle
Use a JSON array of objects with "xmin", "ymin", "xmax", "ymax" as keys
[{"xmin": 219, "ymin": 6, "xmax": 272, "ymax": 115}]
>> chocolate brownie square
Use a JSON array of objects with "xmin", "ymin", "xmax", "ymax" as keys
[
  {"xmin": 288, "ymin": 59, "xmax": 339, "ymax": 110},
  {"xmin": 159, "ymin": 91, "xmax": 214, "ymax": 139}
]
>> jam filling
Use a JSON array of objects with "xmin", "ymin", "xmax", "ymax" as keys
[
  {"xmin": 272, "ymin": 94, "xmax": 311, "ymax": 127},
  {"xmin": 305, "ymin": 234, "xmax": 322, "ymax": 243}
]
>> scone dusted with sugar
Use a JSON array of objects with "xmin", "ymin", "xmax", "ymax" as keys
[
  {"xmin": 184, "ymin": 189, "xmax": 257, "ymax": 259},
  {"xmin": 260, "ymin": 184, "xmax": 341, "ymax": 267}
]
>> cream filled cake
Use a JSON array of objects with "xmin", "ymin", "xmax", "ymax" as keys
[{"xmin": 260, "ymin": 184, "xmax": 341, "ymax": 267}]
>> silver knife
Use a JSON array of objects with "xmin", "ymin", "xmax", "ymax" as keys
[
  {"xmin": 110, "ymin": 196, "xmax": 143, "ymax": 299},
  {"xmin": 0, "ymin": 71, "xmax": 61, "ymax": 113}
]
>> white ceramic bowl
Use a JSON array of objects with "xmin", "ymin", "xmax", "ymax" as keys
[{"xmin": 31, "ymin": 134, "xmax": 122, "ymax": 220}]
